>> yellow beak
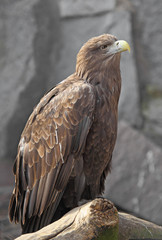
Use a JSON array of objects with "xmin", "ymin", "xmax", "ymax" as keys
[{"xmin": 109, "ymin": 40, "xmax": 130, "ymax": 54}]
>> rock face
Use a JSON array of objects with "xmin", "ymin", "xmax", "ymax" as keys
[
  {"xmin": 110, "ymin": 9, "xmax": 141, "ymax": 127},
  {"xmin": 0, "ymin": 0, "xmax": 38, "ymax": 158},
  {"xmin": 131, "ymin": 0, "xmax": 162, "ymax": 145},
  {"xmin": 0, "ymin": 0, "xmax": 162, "ymax": 238},
  {"xmin": 104, "ymin": 121, "xmax": 162, "ymax": 225},
  {"xmin": 58, "ymin": 0, "xmax": 115, "ymax": 17},
  {"xmin": 0, "ymin": 0, "xmax": 60, "ymax": 160}
]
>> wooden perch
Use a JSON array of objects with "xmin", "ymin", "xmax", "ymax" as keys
[
  {"xmin": 15, "ymin": 198, "xmax": 118, "ymax": 240},
  {"xmin": 15, "ymin": 198, "xmax": 162, "ymax": 240}
]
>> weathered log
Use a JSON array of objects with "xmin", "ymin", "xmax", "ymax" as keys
[
  {"xmin": 15, "ymin": 198, "xmax": 162, "ymax": 240},
  {"xmin": 15, "ymin": 198, "xmax": 118, "ymax": 240},
  {"xmin": 118, "ymin": 212, "xmax": 162, "ymax": 240}
]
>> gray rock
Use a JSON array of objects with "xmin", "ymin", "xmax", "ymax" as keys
[
  {"xmin": 0, "ymin": 0, "xmax": 38, "ymax": 159},
  {"xmin": 131, "ymin": 0, "xmax": 162, "ymax": 146},
  {"xmin": 58, "ymin": 0, "xmax": 115, "ymax": 18},
  {"xmin": 0, "ymin": 0, "xmax": 60, "ymax": 159},
  {"xmin": 110, "ymin": 9, "xmax": 142, "ymax": 127},
  {"xmin": 53, "ymin": 11, "xmax": 116, "ymax": 83},
  {"xmin": 131, "ymin": 0, "xmax": 162, "ymax": 88},
  {"xmin": 143, "ymin": 98, "xmax": 162, "ymax": 144},
  {"xmin": 104, "ymin": 121, "xmax": 162, "ymax": 225}
]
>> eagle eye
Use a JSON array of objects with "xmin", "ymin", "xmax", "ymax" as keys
[{"xmin": 100, "ymin": 44, "xmax": 108, "ymax": 50}]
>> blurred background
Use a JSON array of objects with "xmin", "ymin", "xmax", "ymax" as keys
[{"xmin": 0, "ymin": 0, "xmax": 162, "ymax": 239}]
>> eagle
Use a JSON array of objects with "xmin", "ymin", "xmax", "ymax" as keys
[{"xmin": 9, "ymin": 34, "xmax": 130, "ymax": 233}]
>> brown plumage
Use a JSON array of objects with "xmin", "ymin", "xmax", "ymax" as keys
[{"xmin": 9, "ymin": 34, "xmax": 130, "ymax": 233}]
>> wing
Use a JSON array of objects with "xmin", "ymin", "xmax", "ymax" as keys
[{"xmin": 9, "ymin": 78, "xmax": 95, "ymax": 232}]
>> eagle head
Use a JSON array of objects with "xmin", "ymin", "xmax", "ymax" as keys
[{"xmin": 76, "ymin": 34, "xmax": 130, "ymax": 82}]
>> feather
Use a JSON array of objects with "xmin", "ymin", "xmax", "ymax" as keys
[
  {"xmin": 35, "ymin": 174, "xmax": 47, "ymax": 215},
  {"xmin": 39, "ymin": 167, "xmax": 59, "ymax": 214},
  {"xmin": 28, "ymin": 180, "xmax": 39, "ymax": 218},
  {"xmin": 37, "ymin": 143, "xmax": 45, "ymax": 158},
  {"xmin": 8, "ymin": 192, "xmax": 16, "ymax": 222},
  {"xmin": 22, "ymin": 188, "xmax": 30, "ymax": 224},
  {"xmin": 46, "ymin": 134, "xmax": 55, "ymax": 149},
  {"xmin": 55, "ymin": 155, "xmax": 74, "ymax": 191}
]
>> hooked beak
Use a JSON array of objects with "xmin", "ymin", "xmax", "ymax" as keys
[{"xmin": 109, "ymin": 40, "xmax": 130, "ymax": 55}]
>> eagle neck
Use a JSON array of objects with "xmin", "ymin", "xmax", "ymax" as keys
[{"xmin": 92, "ymin": 67, "xmax": 121, "ymax": 107}]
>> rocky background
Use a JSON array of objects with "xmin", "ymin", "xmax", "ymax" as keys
[{"xmin": 0, "ymin": 0, "xmax": 162, "ymax": 239}]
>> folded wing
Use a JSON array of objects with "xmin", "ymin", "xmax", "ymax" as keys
[{"xmin": 9, "ymin": 79, "xmax": 95, "ymax": 233}]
